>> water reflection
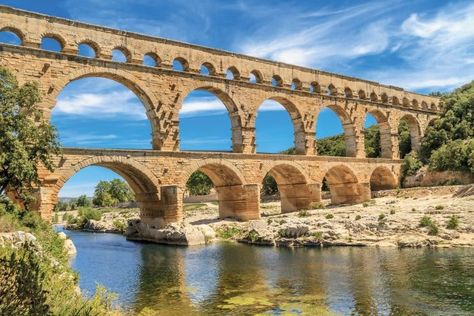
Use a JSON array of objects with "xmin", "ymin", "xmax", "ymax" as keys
[{"xmin": 64, "ymin": 229, "xmax": 474, "ymax": 315}]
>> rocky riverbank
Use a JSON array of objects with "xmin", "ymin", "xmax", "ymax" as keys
[{"xmin": 66, "ymin": 185, "xmax": 474, "ymax": 248}]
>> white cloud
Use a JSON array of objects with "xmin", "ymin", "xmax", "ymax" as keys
[
  {"xmin": 60, "ymin": 133, "xmax": 118, "ymax": 146},
  {"xmin": 55, "ymin": 91, "xmax": 147, "ymax": 120}
]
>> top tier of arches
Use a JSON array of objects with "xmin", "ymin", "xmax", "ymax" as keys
[{"xmin": 0, "ymin": 6, "xmax": 441, "ymax": 113}]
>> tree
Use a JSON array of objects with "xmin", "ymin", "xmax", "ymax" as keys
[
  {"xmin": 108, "ymin": 179, "xmax": 134, "ymax": 203},
  {"xmin": 186, "ymin": 171, "xmax": 213, "ymax": 195},
  {"xmin": 364, "ymin": 125, "xmax": 381, "ymax": 158},
  {"xmin": 92, "ymin": 179, "xmax": 133, "ymax": 207},
  {"xmin": 398, "ymin": 120, "xmax": 412, "ymax": 158},
  {"xmin": 76, "ymin": 195, "xmax": 91, "ymax": 207},
  {"xmin": 261, "ymin": 174, "xmax": 278, "ymax": 195},
  {"xmin": 0, "ymin": 67, "xmax": 60, "ymax": 205}
]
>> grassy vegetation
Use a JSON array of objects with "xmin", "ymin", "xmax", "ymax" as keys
[
  {"xmin": 215, "ymin": 225, "xmax": 243, "ymax": 240},
  {"xmin": 0, "ymin": 199, "xmax": 119, "ymax": 315},
  {"xmin": 419, "ymin": 215, "xmax": 439, "ymax": 235},
  {"xmin": 446, "ymin": 215, "xmax": 459, "ymax": 230}
]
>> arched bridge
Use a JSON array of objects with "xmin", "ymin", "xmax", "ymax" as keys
[{"xmin": 0, "ymin": 6, "xmax": 441, "ymax": 224}]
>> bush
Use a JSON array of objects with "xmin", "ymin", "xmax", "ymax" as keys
[
  {"xmin": 419, "ymin": 216, "xmax": 433, "ymax": 227},
  {"xmin": 401, "ymin": 152, "xmax": 423, "ymax": 180},
  {"xmin": 435, "ymin": 205, "xmax": 444, "ymax": 210},
  {"xmin": 216, "ymin": 225, "xmax": 242, "ymax": 239},
  {"xmin": 113, "ymin": 220, "xmax": 127, "ymax": 233},
  {"xmin": 446, "ymin": 215, "xmax": 459, "ymax": 230},
  {"xmin": 355, "ymin": 215, "xmax": 362, "ymax": 220},
  {"xmin": 78, "ymin": 207, "xmax": 102, "ymax": 221},
  {"xmin": 390, "ymin": 209, "xmax": 396, "ymax": 215},
  {"xmin": 309, "ymin": 202, "xmax": 325, "ymax": 209},
  {"xmin": 378, "ymin": 214, "xmax": 386, "ymax": 221},
  {"xmin": 298, "ymin": 210, "xmax": 310, "ymax": 217},
  {"xmin": 427, "ymin": 222, "xmax": 439, "ymax": 236},
  {"xmin": 325, "ymin": 214, "xmax": 334, "ymax": 219},
  {"xmin": 429, "ymin": 139, "xmax": 474, "ymax": 172}
]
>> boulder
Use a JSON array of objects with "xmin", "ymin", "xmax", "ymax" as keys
[
  {"xmin": 278, "ymin": 224, "xmax": 309, "ymax": 238},
  {"xmin": 64, "ymin": 238, "xmax": 77, "ymax": 256}
]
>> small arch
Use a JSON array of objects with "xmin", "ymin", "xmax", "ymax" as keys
[
  {"xmin": 370, "ymin": 92, "xmax": 378, "ymax": 102},
  {"xmin": 358, "ymin": 90, "xmax": 367, "ymax": 99},
  {"xmin": 370, "ymin": 166, "xmax": 398, "ymax": 192},
  {"xmin": 412, "ymin": 99, "xmax": 419, "ymax": 108},
  {"xmin": 78, "ymin": 41, "xmax": 98, "ymax": 58},
  {"xmin": 392, "ymin": 96, "xmax": 400, "ymax": 105},
  {"xmin": 421, "ymin": 101, "xmax": 428, "ymax": 110},
  {"xmin": 430, "ymin": 103, "xmax": 437, "ymax": 111},
  {"xmin": 327, "ymin": 84, "xmax": 337, "ymax": 96},
  {"xmin": 112, "ymin": 47, "xmax": 131, "ymax": 63},
  {"xmin": 200, "ymin": 62, "xmax": 216, "ymax": 76},
  {"xmin": 0, "ymin": 27, "xmax": 24, "ymax": 45},
  {"xmin": 399, "ymin": 114, "xmax": 421, "ymax": 156},
  {"xmin": 40, "ymin": 34, "xmax": 65, "ymax": 52},
  {"xmin": 249, "ymin": 70, "xmax": 263, "ymax": 84},
  {"xmin": 381, "ymin": 93, "xmax": 389, "ymax": 103},
  {"xmin": 291, "ymin": 78, "xmax": 302, "ymax": 90},
  {"xmin": 226, "ymin": 66, "xmax": 240, "ymax": 80},
  {"xmin": 344, "ymin": 87, "xmax": 353, "ymax": 98},
  {"xmin": 143, "ymin": 53, "xmax": 160, "ymax": 67},
  {"xmin": 322, "ymin": 165, "xmax": 362, "ymax": 205},
  {"xmin": 271, "ymin": 75, "xmax": 283, "ymax": 87},
  {"xmin": 261, "ymin": 163, "xmax": 310, "ymax": 213},
  {"xmin": 364, "ymin": 110, "xmax": 392, "ymax": 158},
  {"xmin": 173, "ymin": 57, "xmax": 189, "ymax": 71},
  {"xmin": 309, "ymin": 82, "xmax": 321, "ymax": 93},
  {"xmin": 402, "ymin": 97, "xmax": 410, "ymax": 107}
]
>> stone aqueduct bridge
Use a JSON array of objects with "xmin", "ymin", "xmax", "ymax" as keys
[{"xmin": 0, "ymin": 6, "xmax": 441, "ymax": 224}]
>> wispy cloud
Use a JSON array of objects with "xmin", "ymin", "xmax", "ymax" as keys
[
  {"xmin": 55, "ymin": 90, "xmax": 147, "ymax": 120},
  {"xmin": 60, "ymin": 133, "xmax": 118, "ymax": 146}
]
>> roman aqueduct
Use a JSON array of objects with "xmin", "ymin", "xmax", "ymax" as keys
[{"xmin": 0, "ymin": 6, "xmax": 441, "ymax": 225}]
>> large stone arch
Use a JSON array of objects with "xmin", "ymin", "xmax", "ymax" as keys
[
  {"xmin": 365, "ymin": 109, "xmax": 393, "ymax": 158},
  {"xmin": 181, "ymin": 160, "xmax": 259, "ymax": 220},
  {"xmin": 321, "ymin": 164, "xmax": 369, "ymax": 204},
  {"xmin": 262, "ymin": 163, "xmax": 318, "ymax": 213},
  {"xmin": 45, "ymin": 67, "xmax": 163, "ymax": 149},
  {"xmin": 253, "ymin": 96, "xmax": 306, "ymax": 154},
  {"xmin": 400, "ymin": 114, "xmax": 422, "ymax": 152},
  {"xmin": 316, "ymin": 103, "xmax": 357, "ymax": 157},
  {"xmin": 369, "ymin": 166, "xmax": 398, "ymax": 192},
  {"xmin": 177, "ymin": 85, "xmax": 244, "ymax": 153},
  {"xmin": 38, "ymin": 155, "xmax": 161, "ymax": 222}
]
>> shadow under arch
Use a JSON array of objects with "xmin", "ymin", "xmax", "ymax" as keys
[
  {"xmin": 317, "ymin": 104, "xmax": 357, "ymax": 157},
  {"xmin": 49, "ymin": 68, "xmax": 162, "ymax": 149},
  {"xmin": 179, "ymin": 86, "xmax": 244, "ymax": 153},
  {"xmin": 322, "ymin": 164, "xmax": 365, "ymax": 204},
  {"xmin": 369, "ymin": 166, "xmax": 398, "ymax": 192},
  {"xmin": 182, "ymin": 161, "xmax": 258, "ymax": 220},
  {"xmin": 263, "ymin": 163, "xmax": 314, "ymax": 213},
  {"xmin": 48, "ymin": 156, "xmax": 160, "ymax": 220},
  {"xmin": 255, "ymin": 96, "xmax": 306, "ymax": 154}
]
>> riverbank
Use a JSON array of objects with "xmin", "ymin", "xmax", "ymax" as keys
[{"xmin": 64, "ymin": 185, "xmax": 474, "ymax": 248}]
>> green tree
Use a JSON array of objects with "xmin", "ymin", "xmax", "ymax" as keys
[
  {"xmin": 108, "ymin": 179, "xmax": 134, "ymax": 203},
  {"xmin": 0, "ymin": 67, "xmax": 60, "ymax": 205},
  {"xmin": 261, "ymin": 174, "xmax": 278, "ymax": 195},
  {"xmin": 398, "ymin": 120, "xmax": 412, "ymax": 158},
  {"xmin": 364, "ymin": 125, "xmax": 381, "ymax": 158},
  {"xmin": 92, "ymin": 181, "xmax": 115, "ymax": 207},
  {"xmin": 186, "ymin": 171, "xmax": 214, "ymax": 195},
  {"xmin": 76, "ymin": 194, "xmax": 91, "ymax": 207},
  {"xmin": 316, "ymin": 134, "xmax": 346, "ymax": 156}
]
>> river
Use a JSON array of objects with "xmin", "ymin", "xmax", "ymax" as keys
[{"xmin": 59, "ymin": 228, "xmax": 474, "ymax": 315}]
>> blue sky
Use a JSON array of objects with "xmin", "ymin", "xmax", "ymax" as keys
[{"xmin": 1, "ymin": 0, "xmax": 473, "ymax": 197}]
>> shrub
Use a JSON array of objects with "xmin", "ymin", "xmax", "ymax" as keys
[
  {"xmin": 355, "ymin": 215, "xmax": 361, "ymax": 220},
  {"xmin": 390, "ymin": 209, "xmax": 396, "ymax": 215},
  {"xmin": 325, "ymin": 214, "xmax": 334, "ymax": 219},
  {"xmin": 446, "ymin": 215, "xmax": 459, "ymax": 230},
  {"xmin": 419, "ymin": 216, "xmax": 433, "ymax": 227},
  {"xmin": 309, "ymin": 202, "xmax": 325, "ymax": 209},
  {"xmin": 429, "ymin": 139, "xmax": 474, "ymax": 172},
  {"xmin": 378, "ymin": 214, "xmax": 386, "ymax": 221},
  {"xmin": 435, "ymin": 205, "xmax": 444, "ymax": 210},
  {"xmin": 427, "ymin": 222, "xmax": 439, "ymax": 236},
  {"xmin": 312, "ymin": 231, "xmax": 323, "ymax": 240},
  {"xmin": 362, "ymin": 202, "xmax": 369, "ymax": 207},
  {"xmin": 78, "ymin": 207, "xmax": 102, "ymax": 221},
  {"xmin": 216, "ymin": 225, "xmax": 242, "ymax": 239},
  {"xmin": 298, "ymin": 210, "xmax": 310, "ymax": 217},
  {"xmin": 401, "ymin": 153, "xmax": 423, "ymax": 180},
  {"xmin": 113, "ymin": 220, "xmax": 127, "ymax": 233}
]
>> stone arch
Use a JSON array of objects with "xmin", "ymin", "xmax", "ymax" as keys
[
  {"xmin": 358, "ymin": 89, "xmax": 366, "ymax": 99},
  {"xmin": 41, "ymin": 33, "xmax": 65, "ymax": 51},
  {"xmin": 200, "ymin": 61, "xmax": 216, "ymax": 76},
  {"xmin": 392, "ymin": 96, "xmax": 400, "ymax": 106},
  {"xmin": 178, "ymin": 85, "xmax": 243, "ymax": 152},
  {"xmin": 255, "ymin": 96, "xmax": 306, "ymax": 154},
  {"xmin": 400, "ymin": 114, "xmax": 422, "ymax": 151},
  {"xmin": 271, "ymin": 74, "xmax": 283, "ymax": 87},
  {"xmin": 322, "ymin": 164, "xmax": 366, "ymax": 204},
  {"xmin": 316, "ymin": 104, "xmax": 357, "ymax": 157},
  {"xmin": 226, "ymin": 66, "xmax": 240, "ymax": 80},
  {"xmin": 412, "ymin": 99, "xmax": 419, "ymax": 108},
  {"xmin": 182, "ymin": 161, "xmax": 257, "ymax": 220},
  {"xmin": 370, "ymin": 92, "xmax": 378, "ymax": 102},
  {"xmin": 249, "ymin": 69, "xmax": 263, "ymax": 83},
  {"xmin": 381, "ymin": 93, "xmax": 389, "ymax": 103},
  {"xmin": 143, "ymin": 52, "xmax": 160, "ymax": 67},
  {"xmin": 77, "ymin": 39, "xmax": 100, "ymax": 57},
  {"xmin": 310, "ymin": 81, "xmax": 321, "ymax": 93},
  {"xmin": 369, "ymin": 166, "xmax": 398, "ymax": 191},
  {"xmin": 262, "ymin": 163, "xmax": 313, "ymax": 213},
  {"xmin": 365, "ymin": 109, "xmax": 392, "ymax": 158},
  {"xmin": 402, "ymin": 97, "xmax": 410, "ymax": 107},
  {"xmin": 112, "ymin": 46, "xmax": 131, "ymax": 63},
  {"xmin": 173, "ymin": 57, "xmax": 189, "ymax": 71},
  {"xmin": 291, "ymin": 78, "xmax": 302, "ymax": 90},
  {"xmin": 344, "ymin": 87, "xmax": 353, "ymax": 98},
  {"xmin": 0, "ymin": 26, "xmax": 24, "ymax": 44},
  {"xmin": 327, "ymin": 84, "xmax": 337, "ymax": 96},
  {"xmin": 48, "ymin": 67, "xmax": 161, "ymax": 148},
  {"xmin": 43, "ymin": 156, "xmax": 160, "ymax": 221}
]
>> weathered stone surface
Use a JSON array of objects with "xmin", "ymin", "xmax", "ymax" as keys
[{"xmin": 0, "ymin": 231, "xmax": 37, "ymax": 248}]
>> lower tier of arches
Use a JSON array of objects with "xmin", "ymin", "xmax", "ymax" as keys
[{"xmin": 32, "ymin": 148, "xmax": 401, "ymax": 226}]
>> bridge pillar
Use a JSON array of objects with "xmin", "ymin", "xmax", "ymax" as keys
[
  {"xmin": 329, "ymin": 182, "xmax": 371, "ymax": 204},
  {"xmin": 215, "ymin": 184, "xmax": 260, "ymax": 220},
  {"xmin": 279, "ymin": 183, "xmax": 321, "ymax": 213},
  {"xmin": 140, "ymin": 186, "xmax": 182, "ymax": 227}
]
